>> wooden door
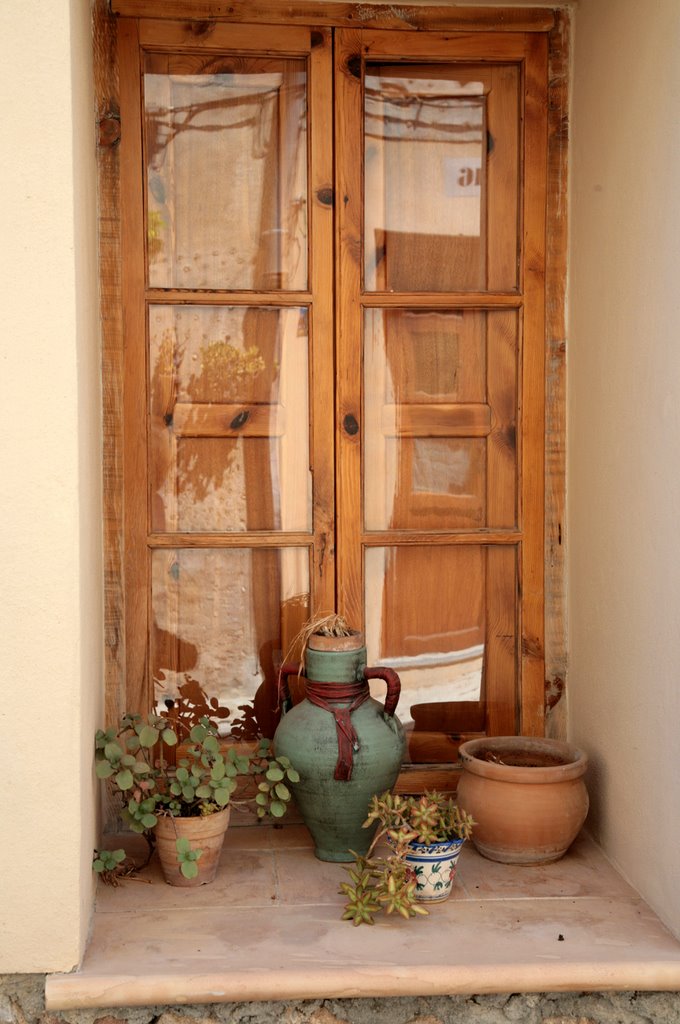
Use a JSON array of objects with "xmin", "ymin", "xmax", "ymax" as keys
[
  {"xmin": 119, "ymin": 21, "xmax": 335, "ymax": 734},
  {"xmin": 335, "ymin": 29, "xmax": 547, "ymax": 779},
  {"xmin": 118, "ymin": 18, "xmax": 547, "ymax": 773}
]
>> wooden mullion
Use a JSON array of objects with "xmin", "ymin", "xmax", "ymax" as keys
[
  {"xmin": 308, "ymin": 28, "xmax": 335, "ymax": 617},
  {"xmin": 137, "ymin": 20, "xmax": 313, "ymax": 52},
  {"xmin": 519, "ymin": 32, "xmax": 548, "ymax": 736},
  {"xmin": 360, "ymin": 292, "xmax": 522, "ymax": 309},
  {"xmin": 119, "ymin": 17, "xmax": 150, "ymax": 714},
  {"xmin": 361, "ymin": 531, "xmax": 522, "ymax": 547},
  {"xmin": 148, "ymin": 532, "xmax": 314, "ymax": 548},
  {"xmin": 335, "ymin": 28, "xmax": 364, "ymax": 629},
  {"xmin": 146, "ymin": 289, "xmax": 313, "ymax": 306},
  {"xmin": 355, "ymin": 29, "xmax": 541, "ymax": 62},
  {"xmin": 113, "ymin": 2, "xmax": 555, "ymax": 34}
]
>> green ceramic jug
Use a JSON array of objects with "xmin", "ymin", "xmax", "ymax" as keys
[{"xmin": 273, "ymin": 633, "xmax": 405, "ymax": 862}]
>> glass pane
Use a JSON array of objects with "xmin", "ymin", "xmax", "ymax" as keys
[
  {"xmin": 144, "ymin": 53, "xmax": 307, "ymax": 290},
  {"xmin": 365, "ymin": 545, "xmax": 517, "ymax": 763},
  {"xmin": 364, "ymin": 309, "xmax": 517, "ymax": 530},
  {"xmin": 151, "ymin": 547, "xmax": 310, "ymax": 737},
  {"xmin": 364, "ymin": 64, "xmax": 518, "ymax": 291},
  {"xmin": 149, "ymin": 305, "xmax": 311, "ymax": 533}
]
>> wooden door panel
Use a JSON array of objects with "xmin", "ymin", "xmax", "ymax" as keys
[
  {"xmin": 120, "ymin": 23, "xmax": 334, "ymax": 717},
  {"xmin": 336, "ymin": 27, "xmax": 546, "ymax": 773}
]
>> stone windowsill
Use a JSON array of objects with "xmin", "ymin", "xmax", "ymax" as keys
[{"xmin": 45, "ymin": 825, "xmax": 680, "ymax": 1010}]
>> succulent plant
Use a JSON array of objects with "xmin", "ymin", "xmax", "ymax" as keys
[{"xmin": 340, "ymin": 790, "xmax": 474, "ymax": 925}]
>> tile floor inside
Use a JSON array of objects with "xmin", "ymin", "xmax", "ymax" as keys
[{"xmin": 45, "ymin": 823, "xmax": 680, "ymax": 1009}]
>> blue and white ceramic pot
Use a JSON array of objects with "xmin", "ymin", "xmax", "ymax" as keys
[{"xmin": 404, "ymin": 837, "xmax": 465, "ymax": 902}]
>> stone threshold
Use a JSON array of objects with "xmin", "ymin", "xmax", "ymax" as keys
[{"xmin": 45, "ymin": 826, "xmax": 680, "ymax": 1009}]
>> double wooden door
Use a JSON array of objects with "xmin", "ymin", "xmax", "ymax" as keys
[{"xmin": 119, "ymin": 18, "xmax": 547, "ymax": 777}]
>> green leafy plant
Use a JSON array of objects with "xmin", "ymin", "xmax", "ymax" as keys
[
  {"xmin": 92, "ymin": 848, "xmax": 140, "ymax": 887},
  {"xmin": 340, "ymin": 790, "xmax": 474, "ymax": 926},
  {"xmin": 94, "ymin": 711, "xmax": 300, "ymax": 878}
]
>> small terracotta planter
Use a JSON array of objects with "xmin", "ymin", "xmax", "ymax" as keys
[
  {"xmin": 155, "ymin": 807, "xmax": 230, "ymax": 886},
  {"xmin": 457, "ymin": 736, "xmax": 588, "ymax": 865}
]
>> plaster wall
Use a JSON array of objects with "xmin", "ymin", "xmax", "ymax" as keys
[
  {"xmin": 0, "ymin": 0, "xmax": 102, "ymax": 971},
  {"xmin": 568, "ymin": 0, "xmax": 680, "ymax": 937}
]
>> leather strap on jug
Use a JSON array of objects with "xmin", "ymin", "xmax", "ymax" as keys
[
  {"xmin": 305, "ymin": 681, "xmax": 369, "ymax": 781},
  {"xmin": 277, "ymin": 662, "xmax": 401, "ymax": 782}
]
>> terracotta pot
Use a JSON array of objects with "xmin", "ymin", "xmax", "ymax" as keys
[
  {"xmin": 404, "ymin": 837, "xmax": 465, "ymax": 903},
  {"xmin": 457, "ymin": 736, "xmax": 588, "ymax": 865},
  {"xmin": 155, "ymin": 807, "xmax": 230, "ymax": 886}
]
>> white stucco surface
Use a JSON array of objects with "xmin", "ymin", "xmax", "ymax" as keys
[
  {"xmin": 0, "ymin": 0, "xmax": 102, "ymax": 971},
  {"xmin": 569, "ymin": 0, "xmax": 680, "ymax": 938}
]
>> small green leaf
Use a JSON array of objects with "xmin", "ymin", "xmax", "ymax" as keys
[
  {"xmin": 286, "ymin": 768, "xmax": 300, "ymax": 783},
  {"xmin": 139, "ymin": 725, "xmax": 159, "ymax": 748},
  {"xmin": 255, "ymin": 793, "xmax": 268, "ymax": 806},
  {"xmin": 266, "ymin": 767, "xmax": 285, "ymax": 782},
  {"xmin": 189, "ymin": 724, "xmax": 207, "ymax": 743},
  {"xmin": 161, "ymin": 728, "xmax": 178, "ymax": 746},
  {"xmin": 211, "ymin": 763, "xmax": 226, "ymax": 781},
  {"xmin": 95, "ymin": 761, "xmax": 114, "ymax": 779},
  {"xmin": 214, "ymin": 788, "xmax": 231, "ymax": 807},
  {"xmin": 140, "ymin": 813, "xmax": 157, "ymax": 828},
  {"xmin": 176, "ymin": 837, "xmax": 191, "ymax": 854},
  {"xmin": 104, "ymin": 741, "xmax": 123, "ymax": 761},
  {"xmin": 180, "ymin": 861, "xmax": 199, "ymax": 879},
  {"xmin": 202, "ymin": 735, "xmax": 219, "ymax": 754},
  {"xmin": 269, "ymin": 800, "xmax": 286, "ymax": 818},
  {"xmin": 274, "ymin": 782, "xmax": 290, "ymax": 801},
  {"xmin": 182, "ymin": 785, "xmax": 195, "ymax": 801},
  {"xmin": 115, "ymin": 768, "xmax": 134, "ymax": 790}
]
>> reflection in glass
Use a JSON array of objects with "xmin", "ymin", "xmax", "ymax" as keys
[
  {"xmin": 151, "ymin": 547, "xmax": 309, "ymax": 735},
  {"xmin": 149, "ymin": 305, "xmax": 311, "ymax": 533},
  {"xmin": 365, "ymin": 66, "xmax": 485, "ymax": 291},
  {"xmin": 365, "ymin": 544, "xmax": 485, "ymax": 721},
  {"xmin": 364, "ymin": 64, "xmax": 519, "ymax": 292},
  {"xmin": 364, "ymin": 308, "xmax": 489, "ymax": 530},
  {"xmin": 365, "ymin": 545, "xmax": 517, "ymax": 763},
  {"xmin": 144, "ymin": 54, "xmax": 307, "ymax": 290}
]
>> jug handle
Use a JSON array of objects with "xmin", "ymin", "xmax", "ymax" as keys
[
  {"xmin": 363, "ymin": 666, "xmax": 401, "ymax": 717},
  {"xmin": 278, "ymin": 661, "xmax": 302, "ymax": 713}
]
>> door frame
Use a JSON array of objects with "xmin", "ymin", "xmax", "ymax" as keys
[{"xmin": 94, "ymin": 0, "xmax": 569, "ymax": 742}]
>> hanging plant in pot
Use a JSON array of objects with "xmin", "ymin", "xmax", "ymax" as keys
[
  {"xmin": 457, "ymin": 735, "xmax": 589, "ymax": 865},
  {"xmin": 340, "ymin": 790, "xmax": 475, "ymax": 925},
  {"xmin": 94, "ymin": 709, "xmax": 298, "ymax": 886},
  {"xmin": 273, "ymin": 614, "xmax": 406, "ymax": 862}
]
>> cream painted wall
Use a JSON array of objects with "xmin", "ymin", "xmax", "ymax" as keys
[
  {"xmin": 569, "ymin": 0, "xmax": 680, "ymax": 936},
  {"xmin": 0, "ymin": 0, "xmax": 102, "ymax": 972}
]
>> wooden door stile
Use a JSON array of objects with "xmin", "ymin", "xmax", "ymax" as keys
[
  {"xmin": 334, "ymin": 28, "xmax": 364, "ymax": 629},
  {"xmin": 519, "ymin": 32, "xmax": 548, "ymax": 736},
  {"xmin": 308, "ymin": 27, "xmax": 335, "ymax": 615},
  {"xmin": 120, "ymin": 18, "xmax": 151, "ymax": 714}
]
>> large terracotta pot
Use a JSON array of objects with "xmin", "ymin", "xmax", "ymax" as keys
[
  {"xmin": 274, "ymin": 634, "xmax": 405, "ymax": 862},
  {"xmin": 457, "ymin": 736, "xmax": 588, "ymax": 865},
  {"xmin": 155, "ymin": 806, "xmax": 230, "ymax": 886}
]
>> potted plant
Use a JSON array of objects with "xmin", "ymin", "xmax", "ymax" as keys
[
  {"xmin": 94, "ymin": 710, "xmax": 299, "ymax": 886},
  {"xmin": 457, "ymin": 735, "xmax": 589, "ymax": 865},
  {"xmin": 340, "ymin": 789, "xmax": 474, "ymax": 925}
]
